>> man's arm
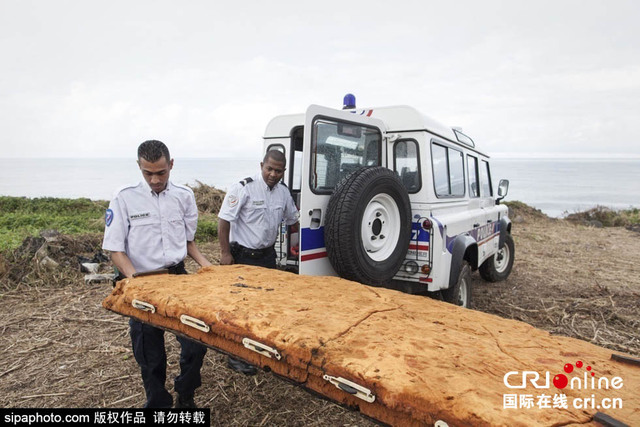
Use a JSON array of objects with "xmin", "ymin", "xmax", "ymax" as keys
[
  {"xmin": 218, "ymin": 218, "xmax": 234, "ymax": 265},
  {"xmin": 103, "ymin": 196, "xmax": 135, "ymax": 278},
  {"xmin": 110, "ymin": 251, "xmax": 136, "ymax": 278},
  {"xmin": 181, "ymin": 187, "xmax": 212, "ymax": 268},
  {"xmin": 187, "ymin": 240, "xmax": 212, "ymax": 268},
  {"xmin": 218, "ymin": 183, "xmax": 245, "ymax": 266}
]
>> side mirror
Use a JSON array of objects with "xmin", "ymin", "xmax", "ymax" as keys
[{"xmin": 496, "ymin": 179, "xmax": 509, "ymax": 204}]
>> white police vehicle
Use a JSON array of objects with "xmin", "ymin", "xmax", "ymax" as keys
[{"xmin": 264, "ymin": 95, "xmax": 514, "ymax": 308}]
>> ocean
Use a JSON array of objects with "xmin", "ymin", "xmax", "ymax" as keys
[{"xmin": 0, "ymin": 157, "xmax": 638, "ymax": 218}]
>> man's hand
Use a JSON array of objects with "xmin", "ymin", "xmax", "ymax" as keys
[
  {"xmin": 187, "ymin": 241, "xmax": 212, "ymax": 268},
  {"xmin": 220, "ymin": 251, "xmax": 234, "ymax": 265},
  {"xmin": 110, "ymin": 251, "xmax": 136, "ymax": 278}
]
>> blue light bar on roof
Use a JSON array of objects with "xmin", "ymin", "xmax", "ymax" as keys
[{"xmin": 343, "ymin": 93, "xmax": 356, "ymax": 109}]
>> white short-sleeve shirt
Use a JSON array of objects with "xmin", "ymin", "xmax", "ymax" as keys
[
  {"xmin": 218, "ymin": 173, "xmax": 299, "ymax": 250},
  {"xmin": 102, "ymin": 181, "xmax": 198, "ymax": 273}
]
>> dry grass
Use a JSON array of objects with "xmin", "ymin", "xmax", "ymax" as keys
[
  {"xmin": 0, "ymin": 238, "xmax": 376, "ymax": 426},
  {"xmin": 564, "ymin": 205, "xmax": 640, "ymax": 228},
  {"xmin": 475, "ymin": 202, "xmax": 640, "ymax": 356},
  {"xmin": 1, "ymin": 206, "xmax": 639, "ymax": 424},
  {"xmin": 188, "ymin": 181, "xmax": 226, "ymax": 215}
]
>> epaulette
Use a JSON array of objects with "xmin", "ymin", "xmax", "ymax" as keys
[
  {"xmin": 112, "ymin": 183, "xmax": 139, "ymax": 199},
  {"xmin": 239, "ymin": 177, "xmax": 253, "ymax": 186},
  {"xmin": 172, "ymin": 182, "xmax": 194, "ymax": 193}
]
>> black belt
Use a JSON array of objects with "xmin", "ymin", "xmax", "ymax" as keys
[
  {"xmin": 166, "ymin": 260, "xmax": 185, "ymax": 274},
  {"xmin": 117, "ymin": 260, "xmax": 185, "ymax": 281},
  {"xmin": 231, "ymin": 242, "xmax": 274, "ymax": 259}
]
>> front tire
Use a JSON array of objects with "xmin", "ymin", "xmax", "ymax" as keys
[
  {"xmin": 324, "ymin": 167, "xmax": 411, "ymax": 286},
  {"xmin": 442, "ymin": 261, "xmax": 472, "ymax": 308},
  {"xmin": 479, "ymin": 233, "xmax": 515, "ymax": 282}
]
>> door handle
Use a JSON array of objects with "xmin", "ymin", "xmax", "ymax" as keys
[{"xmin": 309, "ymin": 208, "xmax": 322, "ymax": 230}]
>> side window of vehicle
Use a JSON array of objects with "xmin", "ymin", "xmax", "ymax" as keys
[
  {"xmin": 449, "ymin": 149, "xmax": 464, "ymax": 196},
  {"xmin": 393, "ymin": 140, "xmax": 421, "ymax": 193},
  {"xmin": 468, "ymin": 155, "xmax": 479, "ymax": 198},
  {"xmin": 480, "ymin": 160, "xmax": 493, "ymax": 197},
  {"xmin": 289, "ymin": 127, "xmax": 304, "ymax": 192},
  {"xmin": 432, "ymin": 144, "xmax": 449, "ymax": 196},
  {"xmin": 432, "ymin": 142, "xmax": 465, "ymax": 197}
]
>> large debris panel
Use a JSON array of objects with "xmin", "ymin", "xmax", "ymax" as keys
[{"xmin": 103, "ymin": 265, "xmax": 640, "ymax": 426}]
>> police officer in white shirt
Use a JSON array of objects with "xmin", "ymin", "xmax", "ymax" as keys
[
  {"xmin": 218, "ymin": 149, "xmax": 299, "ymax": 373},
  {"xmin": 103, "ymin": 140, "xmax": 212, "ymax": 409}
]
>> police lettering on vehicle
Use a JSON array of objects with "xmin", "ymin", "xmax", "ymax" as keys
[{"xmin": 476, "ymin": 222, "xmax": 496, "ymax": 242}]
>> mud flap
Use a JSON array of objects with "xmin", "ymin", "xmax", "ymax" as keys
[{"xmin": 498, "ymin": 217, "xmax": 512, "ymax": 249}]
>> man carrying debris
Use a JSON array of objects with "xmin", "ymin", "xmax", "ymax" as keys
[
  {"xmin": 102, "ymin": 140, "xmax": 212, "ymax": 408},
  {"xmin": 218, "ymin": 149, "xmax": 299, "ymax": 374}
]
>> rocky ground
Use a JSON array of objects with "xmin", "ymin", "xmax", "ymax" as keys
[{"xmin": 0, "ymin": 203, "xmax": 638, "ymax": 426}]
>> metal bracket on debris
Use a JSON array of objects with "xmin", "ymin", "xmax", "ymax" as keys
[
  {"xmin": 322, "ymin": 375, "xmax": 375, "ymax": 403},
  {"xmin": 611, "ymin": 353, "xmax": 640, "ymax": 367},
  {"xmin": 180, "ymin": 315, "xmax": 210, "ymax": 333},
  {"xmin": 131, "ymin": 299, "xmax": 156, "ymax": 313},
  {"xmin": 242, "ymin": 338, "xmax": 282, "ymax": 360},
  {"xmin": 594, "ymin": 412, "xmax": 628, "ymax": 427}
]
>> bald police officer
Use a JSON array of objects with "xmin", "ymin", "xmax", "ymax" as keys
[
  {"xmin": 103, "ymin": 140, "xmax": 212, "ymax": 408},
  {"xmin": 218, "ymin": 149, "xmax": 299, "ymax": 374}
]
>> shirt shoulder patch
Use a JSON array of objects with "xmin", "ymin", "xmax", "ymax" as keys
[
  {"xmin": 105, "ymin": 209, "xmax": 114, "ymax": 226},
  {"xmin": 227, "ymin": 194, "xmax": 239, "ymax": 207}
]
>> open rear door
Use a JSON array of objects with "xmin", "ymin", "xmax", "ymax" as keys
[{"xmin": 298, "ymin": 105, "xmax": 387, "ymax": 277}]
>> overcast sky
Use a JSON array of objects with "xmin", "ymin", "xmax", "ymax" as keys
[{"xmin": 1, "ymin": 0, "xmax": 639, "ymax": 159}]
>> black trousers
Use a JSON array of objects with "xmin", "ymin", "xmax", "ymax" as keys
[
  {"xmin": 128, "ymin": 263, "xmax": 207, "ymax": 408},
  {"xmin": 231, "ymin": 243, "xmax": 277, "ymax": 269}
]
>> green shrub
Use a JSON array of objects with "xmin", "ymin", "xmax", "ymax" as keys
[
  {"xmin": 0, "ymin": 195, "xmax": 220, "ymax": 252},
  {"xmin": 565, "ymin": 205, "xmax": 640, "ymax": 227},
  {"xmin": 0, "ymin": 197, "xmax": 108, "ymax": 251},
  {"xmin": 196, "ymin": 214, "xmax": 218, "ymax": 242}
]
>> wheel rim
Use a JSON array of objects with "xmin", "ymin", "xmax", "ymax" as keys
[
  {"xmin": 494, "ymin": 243, "xmax": 511, "ymax": 273},
  {"xmin": 458, "ymin": 276, "xmax": 469, "ymax": 307},
  {"xmin": 360, "ymin": 193, "xmax": 401, "ymax": 261}
]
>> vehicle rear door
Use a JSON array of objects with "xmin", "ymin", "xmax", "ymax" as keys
[{"xmin": 298, "ymin": 105, "xmax": 387, "ymax": 276}]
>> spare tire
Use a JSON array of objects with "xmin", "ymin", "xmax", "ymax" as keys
[{"xmin": 325, "ymin": 166, "xmax": 411, "ymax": 286}]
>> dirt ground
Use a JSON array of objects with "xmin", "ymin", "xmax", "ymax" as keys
[{"xmin": 1, "ymin": 206, "xmax": 639, "ymax": 426}]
